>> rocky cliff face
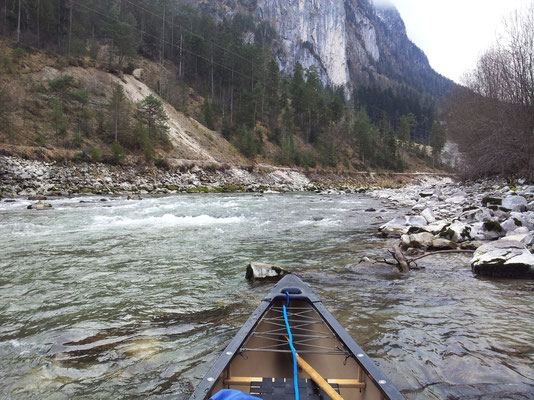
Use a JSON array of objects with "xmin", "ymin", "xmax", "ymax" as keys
[{"xmin": 197, "ymin": 0, "xmax": 453, "ymax": 96}]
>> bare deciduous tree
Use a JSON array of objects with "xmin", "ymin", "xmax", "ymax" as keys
[{"xmin": 447, "ymin": 5, "xmax": 534, "ymax": 179}]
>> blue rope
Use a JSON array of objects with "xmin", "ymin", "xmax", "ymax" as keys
[{"xmin": 283, "ymin": 291, "xmax": 299, "ymax": 400}]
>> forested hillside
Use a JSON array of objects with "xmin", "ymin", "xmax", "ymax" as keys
[{"xmin": 0, "ymin": 0, "xmax": 447, "ymax": 171}]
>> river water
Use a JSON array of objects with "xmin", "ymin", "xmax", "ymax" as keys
[{"xmin": 1, "ymin": 193, "xmax": 533, "ymax": 399}]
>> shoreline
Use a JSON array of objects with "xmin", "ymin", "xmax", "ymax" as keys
[{"xmin": 0, "ymin": 155, "xmax": 455, "ymax": 198}]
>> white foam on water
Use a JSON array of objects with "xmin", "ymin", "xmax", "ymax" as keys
[{"xmin": 92, "ymin": 213, "xmax": 244, "ymax": 229}]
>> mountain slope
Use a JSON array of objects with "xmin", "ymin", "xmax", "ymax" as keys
[{"xmin": 196, "ymin": 0, "xmax": 453, "ymax": 96}]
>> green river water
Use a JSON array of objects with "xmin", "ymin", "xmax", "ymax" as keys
[{"xmin": 1, "ymin": 193, "xmax": 533, "ymax": 399}]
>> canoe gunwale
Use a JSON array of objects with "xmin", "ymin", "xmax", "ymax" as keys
[{"xmin": 189, "ymin": 275, "xmax": 405, "ymax": 400}]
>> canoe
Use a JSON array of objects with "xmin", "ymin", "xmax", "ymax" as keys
[{"xmin": 190, "ymin": 275, "xmax": 405, "ymax": 400}]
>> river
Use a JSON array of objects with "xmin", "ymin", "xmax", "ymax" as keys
[{"xmin": 1, "ymin": 193, "xmax": 533, "ymax": 399}]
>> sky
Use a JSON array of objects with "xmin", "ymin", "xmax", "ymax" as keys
[{"xmin": 372, "ymin": 0, "xmax": 533, "ymax": 83}]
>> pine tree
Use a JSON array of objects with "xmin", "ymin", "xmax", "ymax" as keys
[
  {"xmin": 136, "ymin": 95, "xmax": 169, "ymax": 140},
  {"xmin": 430, "ymin": 120, "xmax": 446, "ymax": 167},
  {"xmin": 108, "ymin": 83, "xmax": 130, "ymax": 143}
]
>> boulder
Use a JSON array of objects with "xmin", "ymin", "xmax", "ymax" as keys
[
  {"xmin": 502, "ymin": 196, "xmax": 528, "ymax": 212},
  {"xmin": 421, "ymin": 208, "xmax": 436, "ymax": 224},
  {"xmin": 412, "ymin": 203, "xmax": 427, "ymax": 213},
  {"xmin": 510, "ymin": 212, "xmax": 534, "ymax": 230},
  {"xmin": 379, "ymin": 216, "xmax": 427, "ymax": 237},
  {"xmin": 445, "ymin": 195, "xmax": 466, "ymax": 205},
  {"xmin": 528, "ymin": 201, "xmax": 534, "ymax": 212},
  {"xmin": 471, "ymin": 240, "xmax": 534, "ymax": 278},
  {"xmin": 127, "ymin": 194, "xmax": 142, "ymax": 200},
  {"xmin": 440, "ymin": 221, "xmax": 472, "ymax": 243},
  {"xmin": 505, "ymin": 232, "xmax": 534, "ymax": 246},
  {"xmin": 421, "ymin": 220, "xmax": 450, "ymax": 235},
  {"xmin": 460, "ymin": 241, "xmax": 484, "ymax": 250},
  {"xmin": 401, "ymin": 232, "xmax": 434, "ymax": 249},
  {"xmin": 501, "ymin": 218, "xmax": 524, "ymax": 233},
  {"xmin": 245, "ymin": 262, "xmax": 290, "ymax": 282},
  {"xmin": 471, "ymin": 221, "xmax": 506, "ymax": 241},
  {"xmin": 27, "ymin": 200, "xmax": 52, "ymax": 210},
  {"xmin": 429, "ymin": 238, "xmax": 458, "ymax": 250},
  {"xmin": 419, "ymin": 190, "xmax": 434, "ymax": 198},
  {"xmin": 132, "ymin": 68, "xmax": 145, "ymax": 80}
]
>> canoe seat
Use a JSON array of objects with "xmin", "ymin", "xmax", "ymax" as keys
[{"xmin": 249, "ymin": 378, "xmax": 340, "ymax": 400}]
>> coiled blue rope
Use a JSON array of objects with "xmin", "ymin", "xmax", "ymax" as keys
[{"xmin": 283, "ymin": 291, "xmax": 299, "ymax": 400}]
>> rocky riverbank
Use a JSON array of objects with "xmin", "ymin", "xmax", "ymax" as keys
[
  {"xmin": 371, "ymin": 180, "xmax": 534, "ymax": 279},
  {"xmin": 0, "ymin": 155, "xmax": 449, "ymax": 197}
]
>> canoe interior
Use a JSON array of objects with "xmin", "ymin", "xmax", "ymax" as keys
[{"xmin": 208, "ymin": 298, "xmax": 385, "ymax": 400}]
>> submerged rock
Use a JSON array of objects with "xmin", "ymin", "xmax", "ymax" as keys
[
  {"xmin": 245, "ymin": 262, "xmax": 290, "ymax": 282},
  {"xmin": 471, "ymin": 240, "xmax": 534, "ymax": 278}
]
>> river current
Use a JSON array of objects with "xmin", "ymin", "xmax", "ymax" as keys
[{"xmin": 1, "ymin": 193, "xmax": 533, "ymax": 399}]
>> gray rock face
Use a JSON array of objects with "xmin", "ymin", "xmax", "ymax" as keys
[
  {"xmin": 257, "ymin": 0, "xmax": 349, "ymax": 86},
  {"xmin": 471, "ymin": 240, "xmax": 534, "ymax": 278},
  {"xmin": 502, "ymin": 196, "xmax": 528, "ymax": 212},
  {"xmin": 199, "ymin": 0, "xmax": 452, "ymax": 96}
]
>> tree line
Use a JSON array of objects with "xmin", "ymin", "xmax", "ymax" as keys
[
  {"xmin": 1, "ymin": 0, "xmax": 445, "ymax": 169},
  {"xmin": 446, "ymin": 5, "xmax": 534, "ymax": 179}
]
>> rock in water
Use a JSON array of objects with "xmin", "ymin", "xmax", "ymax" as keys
[
  {"xmin": 245, "ymin": 262, "xmax": 289, "ymax": 282},
  {"xmin": 471, "ymin": 240, "xmax": 534, "ymax": 278},
  {"xmin": 127, "ymin": 194, "xmax": 142, "ymax": 200},
  {"xmin": 27, "ymin": 200, "xmax": 52, "ymax": 210}
]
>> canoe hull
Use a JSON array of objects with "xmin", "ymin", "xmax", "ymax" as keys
[{"xmin": 190, "ymin": 275, "xmax": 405, "ymax": 400}]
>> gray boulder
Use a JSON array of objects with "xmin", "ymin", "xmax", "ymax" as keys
[
  {"xmin": 379, "ymin": 216, "xmax": 427, "ymax": 237},
  {"xmin": 445, "ymin": 195, "xmax": 466, "ymax": 205},
  {"xmin": 501, "ymin": 218, "xmax": 524, "ymax": 233},
  {"xmin": 401, "ymin": 232, "xmax": 434, "ymax": 249},
  {"xmin": 440, "ymin": 221, "xmax": 473, "ymax": 243},
  {"xmin": 421, "ymin": 208, "xmax": 436, "ymax": 224},
  {"xmin": 471, "ymin": 240, "xmax": 534, "ymax": 278},
  {"xmin": 245, "ymin": 262, "xmax": 289, "ymax": 282},
  {"xmin": 429, "ymin": 238, "xmax": 458, "ymax": 250},
  {"xmin": 502, "ymin": 196, "xmax": 528, "ymax": 212},
  {"xmin": 27, "ymin": 200, "xmax": 52, "ymax": 210},
  {"xmin": 505, "ymin": 232, "xmax": 534, "ymax": 246}
]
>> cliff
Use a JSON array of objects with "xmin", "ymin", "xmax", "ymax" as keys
[{"xmin": 196, "ymin": 0, "xmax": 453, "ymax": 96}]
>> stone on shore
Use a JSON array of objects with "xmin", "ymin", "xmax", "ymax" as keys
[
  {"xmin": 440, "ymin": 221, "xmax": 472, "ymax": 243},
  {"xmin": 421, "ymin": 208, "xmax": 436, "ymax": 224},
  {"xmin": 502, "ymin": 196, "xmax": 528, "ymax": 212},
  {"xmin": 245, "ymin": 262, "xmax": 290, "ymax": 282},
  {"xmin": 401, "ymin": 232, "xmax": 434, "ymax": 249},
  {"xmin": 471, "ymin": 240, "xmax": 534, "ymax": 278},
  {"xmin": 379, "ymin": 216, "xmax": 427, "ymax": 237},
  {"xmin": 27, "ymin": 200, "xmax": 52, "ymax": 210},
  {"xmin": 505, "ymin": 232, "xmax": 534, "ymax": 247},
  {"xmin": 429, "ymin": 238, "xmax": 458, "ymax": 250}
]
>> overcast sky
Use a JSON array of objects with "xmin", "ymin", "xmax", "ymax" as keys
[{"xmin": 372, "ymin": 0, "xmax": 533, "ymax": 83}]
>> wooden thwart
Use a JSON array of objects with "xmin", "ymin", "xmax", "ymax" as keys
[{"xmin": 224, "ymin": 377, "xmax": 365, "ymax": 389}]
